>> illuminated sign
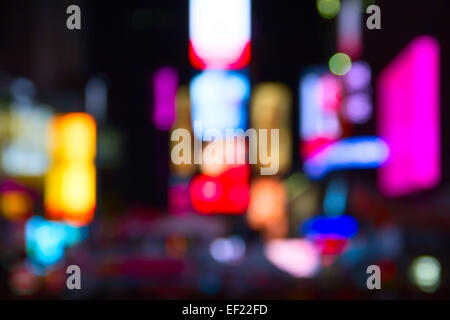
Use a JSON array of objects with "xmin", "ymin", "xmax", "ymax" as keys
[
  {"xmin": 45, "ymin": 113, "xmax": 96, "ymax": 226},
  {"xmin": 377, "ymin": 36, "xmax": 440, "ymax": 197},
  {"xmin": 189, "ymin": 0, "xmax": 251, "ymax": 69}
]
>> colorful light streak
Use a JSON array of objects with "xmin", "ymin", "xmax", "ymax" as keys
[{"xmin": 303, "ymin": 136, "xmax": 389, "ymax": 179}]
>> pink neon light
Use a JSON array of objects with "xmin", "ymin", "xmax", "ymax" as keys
[
  {"xmin": 377, "ymin": 36, "xmax": 440, "ymax": 197},
  {"xmin": 152, "ymin": 67, "xmax": 178, "ymax": 131}
]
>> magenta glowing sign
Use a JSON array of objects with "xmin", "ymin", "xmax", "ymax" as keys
[
  {"xmin": 377, "ymin": 36, "xmax": 440, "ymax": 197},
  {"xmin": 152, "ymin": 67, "xmax": 178, "ymax": 131}
]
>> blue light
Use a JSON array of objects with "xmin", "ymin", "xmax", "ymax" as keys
[
  {"xmin": 301, "ymin": 215, "xmax": 359, "ymax": 238},
  {"xmin": 25, "ymin": 216, "xmax": 86, "ymax": 268},
  {"xmin": 190, "ymin": 70, "xmax": 249, "ymax": 140},
  {"xmin": 304, "ymin": 136, "xmax": 389, "ymax": 179},
  {"xmin": 323, "ymin": 177, "xmax": 348, "ymax": 216}
]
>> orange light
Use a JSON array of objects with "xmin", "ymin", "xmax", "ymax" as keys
[
  {"xmin": 247, "ymin": 178, "xmax": 288, "ymax": 238},
  {"xmin": 0, "ymin": 191, "xmax": 32, "ymax": 220},
  {"xmin": 45, "ymin": 113, "xmax": 96, "ymax": 226},
  {"xmin": 50, "ymin": 113, "xmax": 96, "ymax": 162}
]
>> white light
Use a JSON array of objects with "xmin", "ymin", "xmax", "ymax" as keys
[
  {"xmin": 300, "ymin": 72, "xmax": 341, "ymax": 141},
  {"xmin": 189, "ymin": 0, "xmax": 251, "ymax": 68},
  {"xmin": 410, "ymin": 256, "xmax": 441, "ymax": 293},
  {"xmin": 210, "ymin": 236, "xmax": 246, "ymax": 264},
  {"xmin": 264, "ymin": 239, "xmax": 319, "ymax": 278},
  {"xmin": 2, "ymin": 106, "xmax": 52, "ymax": 176},
  {"xmin": 190, "ymin": 70, "xmax": 249, "ymax": 140}
]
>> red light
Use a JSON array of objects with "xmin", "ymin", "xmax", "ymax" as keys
[
  {"xmin": 189, "ymin": 41, "xmax": 251, "ymax": 70},
  {"xmin": 189, "ymin": 165, "xmax": 249, "ymax": 214},
  {"xmin": 313, "ymin": 235, "xmax": 348, "ymax": 255}
]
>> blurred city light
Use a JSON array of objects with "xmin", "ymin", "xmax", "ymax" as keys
[
  {"xmin": 210, "ymin": 236, "xmax": 246, "ymax": 264},
  {"xmin": 377, "ymin": 36, "xmax": 440, "ymax": 197},
  {"xmin": 323, "ymin": 177, "xmax": 347, "ymax": 216},
  {"xmin": 190, "ymin": 70, "xmax": 249, "ymax": 140},
  {"xmin": 9, "ymin": 264, "xmax": 41, "ymax": 296},
  {"xmin": 337, "ymin": 0, "xmax": 362, "ymax": 59},
  {"xmin": 302, "ymin": 214, "xmax": 358, "ymax": 238},
  {"xmin": 0, "ymin": 188, "xmax": 32, "ymax": 220},
  {"xmin": 190, "ymin": 165, "xmax": 250, "ymax": 214},
  {"xmin": 343, "ymin": 61, "xmax": 371, "ymax": 91},
  {"xmin": 247, "ymin": 178, "xmax": 287, "ymax": 238},
  {"xmin": 300, "ymin": 69, "xmax": 341, "ymax": 157},
  {"xmin": 45, "ymin": 113, "xmax": 96, "ymax": 226},
  {"xmin": 0, "ymin": 0, "xmax": 448, "ymax": 301},
  {"xmin": 264, "ymin": 239, "xmax": 320, "ymax": 278},
  {"xmin": 251, "ymin": 83, "xmax": 292, "ymax": 175},
  {"xmin": 329, "ymin": 52, "xmax": 352, "ymax": 76},
  {"xmin": 25, "ymin": 216, "xmax": 83, "ymax": 269},
  {"xmin": 303, "ymin": 136, "xmax": 389, "ymax": 179},
  {"xmin": 2, "ymin": 106, "xmax": 52, "ymax": 176},
  {"xmin": 85, "ymin": 76, "xmax": 108, "ymax": 124},
  {"xmin": 410, "ymin": 256, "xmax": 441, "ymax": 293},
  {"xmin": 342, "ymin": 93, "xmax": 372, "ymax": 124},
  {"xmin": 189, "ymin": 0, "xmax": 251, "ymax": 69},
  {"xmin": 316, "ymin": 0, "xmax": 341, "ymax": 19},
  {"xmin": 152, "ymin": 67, "xmax": 178, "ymax": 131}
]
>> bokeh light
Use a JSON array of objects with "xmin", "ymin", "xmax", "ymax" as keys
[
  {"xmin": 410, "ymin": 256, "xmax": 441, "ymax": 293},
  {"xmin": 329, "ymin": 52, "xmax": 352, "ymax": 76},
  {"xmin": 316, "ymin": 0, "xmax": 341, "ymax": 19}
]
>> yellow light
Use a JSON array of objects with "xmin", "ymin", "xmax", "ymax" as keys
[
  {"xmin": 45, "ymin": 113, "xmax": 96, "ymax": 226},
  {"xmin": 251, "ymin": 83, "xmax": 292, "ymax": 175},
  {"xmin": 45, "ymin": 163, "xmax": 96, "ymax": 225},
  {"xmin": 51, "ymin": 113, "xmax": 96, "ymax": 162}
]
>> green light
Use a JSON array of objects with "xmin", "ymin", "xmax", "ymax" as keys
[
  {"xmin": 329, "ymin": 53, "xmax": 352, "ymax": 76},
  {"xmin": 317, "ymin": 0, "xmax": 341, "ymax": 19}
]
